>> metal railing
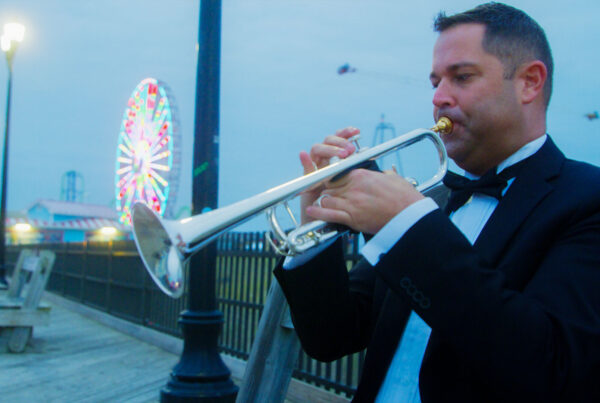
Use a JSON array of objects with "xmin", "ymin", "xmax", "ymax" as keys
[{"xmin": 6, "ymin": 232, "xmax": 365, "ymax": 398}]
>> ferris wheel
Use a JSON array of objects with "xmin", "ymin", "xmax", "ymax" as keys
[{"xmin": 114, "ymin": 78, "xmax": 181, "ymax": 225}]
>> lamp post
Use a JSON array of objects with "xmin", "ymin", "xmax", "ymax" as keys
[
  {"xmin": 0, "ymin": 23, "xmax": 25, "ymax": 287},
  {"xmin": 159, "ymin": 2, "xmax": 238, "ymax": 401}
]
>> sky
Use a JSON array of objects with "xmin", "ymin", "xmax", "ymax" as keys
[{"xmin": 0, "ymin": 0, "xmax": 599, "ymax": 230}]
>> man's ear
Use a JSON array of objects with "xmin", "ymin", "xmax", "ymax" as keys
[{"xmin": 517, "ymin": 60, "xmax": 547, "ymax": 104}]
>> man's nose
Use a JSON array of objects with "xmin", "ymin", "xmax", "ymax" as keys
[{"xmin": 432, "ymin": 80, "xmax": 455, "ymax": 109}]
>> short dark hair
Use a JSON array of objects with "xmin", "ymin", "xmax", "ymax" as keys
[{"xmin": 434, "ymin": 2, "xmax": 553, "ymax": 108}]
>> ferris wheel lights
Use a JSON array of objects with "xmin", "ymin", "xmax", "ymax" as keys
[
  {"xmin": 151, "ymin": 151, "xmax": 170, "ymax": 161},
  {"xmin": 116, "ymin": 166, "xmax": 131, "ymax": 175},
  {"xmin": 150, "ymin": 163, "xmax": 170, "ymax": 172},
  {"xmin": 116, "ymin": 78, "xmax": 179, "ymax": 225}
]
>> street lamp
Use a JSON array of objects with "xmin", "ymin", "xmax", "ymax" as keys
[
  {"xmin": 158, "ymin": 2, "xmax": 237, "ymax": 401},
  {"xmin": 0, "ymin": 22, "xmax": 25, "ymax": 287}
]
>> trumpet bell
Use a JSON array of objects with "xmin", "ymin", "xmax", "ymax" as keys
[{"xmin": 132, "ymin": 203, "xmax": 184, "ymax": 298}]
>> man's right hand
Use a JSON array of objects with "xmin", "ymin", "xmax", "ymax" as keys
[{"xmin": 299, "ymin": 127, "xmax": 360, "ymax": 224}]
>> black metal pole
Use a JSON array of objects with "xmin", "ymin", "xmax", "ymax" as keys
[
  {"xmin": 160, "ymin": 1, "xmax": 237, "ymax": 401},
  {"xmin": 0, "ymin": 58, "xmax": 13, "ymax": 288}
]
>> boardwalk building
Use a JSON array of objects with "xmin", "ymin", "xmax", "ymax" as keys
[{"xmin": 6, "ymin": 199, "xmax": 130, "ymax": 244}]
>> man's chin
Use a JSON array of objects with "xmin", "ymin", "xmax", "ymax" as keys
[{"xmin": 443, "ymin": 141, "xmax": 468, "ymax": 165}]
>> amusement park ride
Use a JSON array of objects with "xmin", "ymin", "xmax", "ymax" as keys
[{"xmin": 114, "ymin": 78, "xmax": 181, "ymax": 225}]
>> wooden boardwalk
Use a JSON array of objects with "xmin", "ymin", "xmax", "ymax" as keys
[
  {"xmin": 0, "ymin": 293, "xmax": 349, "ymax": 403},
  {"xmin": 0, "ymin": 294, "xmax": 178, "ymax": 402}
]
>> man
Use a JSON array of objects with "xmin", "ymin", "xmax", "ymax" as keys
[{"xmin": 274, "ymin": 3, "xmax": 600, "ymax": 402}]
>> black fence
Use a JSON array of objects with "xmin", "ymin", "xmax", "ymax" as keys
[{"xmin": 6, "ymin": 232, "xmax": 365, "ymax": 398}]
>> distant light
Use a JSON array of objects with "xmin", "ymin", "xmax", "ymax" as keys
[
  {"xmin": 100, "ymin": 226, "xmax": 117, "ymax": 236},
  {"xmin": 0, "ymin": 36, "xmax": 10, "ymax": 52},
  {"xmin": 3, "ymin": 23, "xmax": 25, "ymax": 42},
  {"xmin": 1, "ymin": 23, "xmax": 25, "ymax": 53},
  {"xmin": 14, "ymin": 223, "xmax": 32, "ymax": 232}
]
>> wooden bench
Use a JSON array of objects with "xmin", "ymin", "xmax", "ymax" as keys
[{"xmin": 0, "ymin": 249, "xmax": 55, "ymax": 353}]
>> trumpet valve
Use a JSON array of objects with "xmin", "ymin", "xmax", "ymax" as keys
[
  {"xmin": 348, "ymin": 134, "xmax": 362, "ymax": 151},
  {"xmin": 431, "ymin": 117, "xmax": 453, "ymax": 135}
]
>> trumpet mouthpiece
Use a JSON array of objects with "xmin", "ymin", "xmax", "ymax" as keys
[{"xmin": 431, "ymin": 117, "xmax": 453, "ymax": 135}]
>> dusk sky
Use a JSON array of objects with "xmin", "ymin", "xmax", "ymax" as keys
[{"xmin": 1, "ymin": 0, "xmax": 599, "ymax": 229}]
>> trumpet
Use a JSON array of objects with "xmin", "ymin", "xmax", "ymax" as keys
[{"xmin": 132, "ymin": 118, "xmax": 452, "ymax": 297}]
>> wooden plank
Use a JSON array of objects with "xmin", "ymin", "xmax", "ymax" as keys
[
  {"xmin": 6, "ymin": 249, "xmax": 33, "ymax": 299},
  {"xmin": 0, "ymin": 308, "xmax": 50, "ymax": 326},
  {"xmin": 0, "ymin": 250, "xmax": 56, "ymax": 351},
  {"xmin": 236, "ymin": 281, "xmax": 301, "ymax": 403},
  {"xmin": 22, "ymin": 251, "xmax": 56, "ymax": 310},
  {"xmin": 22, "ymin": 255, "xmax": 41, "ymax": 272},
  {"xmin": 7, "ymin": 327, "xmax": 33, "ymax": 352},
  {"xmin": 0, "ymin": 299, "xmax": 51, "ymax": 309}
]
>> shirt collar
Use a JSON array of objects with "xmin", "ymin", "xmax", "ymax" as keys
[{"xmin": 464, "ymin": 134, "xmax": 547, "ymax": 179}]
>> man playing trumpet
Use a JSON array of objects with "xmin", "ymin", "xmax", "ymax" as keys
[{"xmin": 275, "ymin": 3, "xmax": 600, "ymax": 402}]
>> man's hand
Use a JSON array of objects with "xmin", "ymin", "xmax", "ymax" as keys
[
  {"xmin": 299, "ymin": 127, "xmax": 360, "ymax": 224},
  {"xmin": 305, "ymin": 168, "xmax": 425, "ymax": 234}
]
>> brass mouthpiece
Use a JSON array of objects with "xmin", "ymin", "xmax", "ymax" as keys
[{"xmin": 431, "ymin": 117, "xmax": 453, "ymax": 135}]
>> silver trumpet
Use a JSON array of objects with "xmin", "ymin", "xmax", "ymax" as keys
[{"xmin": 132, "ymin": 118, "xmax": 452, "ymax": 297}]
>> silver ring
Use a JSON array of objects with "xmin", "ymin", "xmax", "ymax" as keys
[{"xmin": 314, "ymin": 195, "xmax": 330, "ymax": 208}]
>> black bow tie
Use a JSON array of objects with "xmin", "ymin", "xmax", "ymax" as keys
[{"xmin": 443, "ymin": 162, "xmax": 525, "ymax": 214}]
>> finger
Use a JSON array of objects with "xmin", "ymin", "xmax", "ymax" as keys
[
  {"xmin": 324, "ymin": 133, "xmax": 357, "ymax": 157},
  {"xmin": 300, "ymin": 151, "xmax": 317, "ymax": 175},
  {"xmin": 310, "ymin": 143, "xmax": 352, "ymax": 165},
  {"xmin": 305, "ymin": 204, "xmax": 352, "ymax": 227},
  {"xmin": 318, "ymin": 194, "xmax": 350, "ymax": 210},
  {"xmin": 323, "ymin": 134, "xmax": 355, "ymax": 153},
  {"xmin": 334, "ymin": 126, "xmax": 361, "ymax": 140},
  {"xmin": 308, "ymin": 127, "xmax": 360, "ymax": 165},
  {"xmin": 313, "ymin": 194, "xmax": 329, "ymax": 208}
]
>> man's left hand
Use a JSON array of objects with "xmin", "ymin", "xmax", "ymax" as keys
[{"xmin": 305, "ymin": 168, "xmax": 425, "ymax": 234}]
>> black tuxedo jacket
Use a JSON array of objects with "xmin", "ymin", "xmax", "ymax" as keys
[{"xmin": 274, "ymin": 137, "xmax": 600, "ymax": 402}]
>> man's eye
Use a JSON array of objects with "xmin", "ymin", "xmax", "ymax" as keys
[{"xmin": 455, "ymin": 73, "xmax": 472, "ymax": 82}]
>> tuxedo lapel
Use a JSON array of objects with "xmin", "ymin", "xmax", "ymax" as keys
[{"xmin": 473, "ymin": 137, "xmax": 564, "ymax": 266}]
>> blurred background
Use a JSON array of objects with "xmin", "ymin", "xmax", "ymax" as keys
[{"xmin": 1, "ymin": 0, "xmax": 599, "ymax": 235}]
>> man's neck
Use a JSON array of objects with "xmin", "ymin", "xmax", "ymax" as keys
[{"xmin": 463, "ymin": 134, "xmax": 547, "ymax": 178}]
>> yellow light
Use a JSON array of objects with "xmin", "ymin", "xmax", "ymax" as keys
[
  {"xmin": 3, "ymin": 23, "xmax": 25, "ymax": 42},
  {"xmin": 14, "ymin": 223, "xmax": 32, "ymax": 232},
  {"xmin": 100, "ymin": 226, "xmax": 117, "ymax": 236}
]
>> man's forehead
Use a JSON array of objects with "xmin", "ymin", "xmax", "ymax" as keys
[
  {"xmin": 436, "ymin": 22, "xmax": 486, "ymax": 42},
  {"xmin": 433, "ymin": 23, "xmax": 486, "ymax": 55},
  {"xmin": 431, "ymin": 24, "xmax": 489, "ymax": 75}
]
